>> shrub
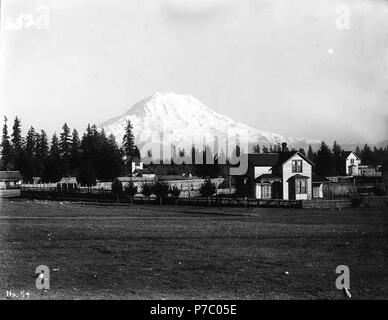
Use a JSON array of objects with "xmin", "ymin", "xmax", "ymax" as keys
[
  {"xmin": 125, "ymin": 182, "xmax": 138, "ymax": 197},
  {"xmin": 153, "ymin": 179, "xmax": 170, "ymax": 198},
  {"xmin": 141, "ymin": 182, "xmax": 153, "ymax": 197},
  {"xmin": 111, "ymin": 179, "xmax": 123, "ymax": 202},
  {"xmin": 169, "ymin": 185, "xmax": 181, "ymax": 198},
  {"xmin": 199, "ymin": 178, "xmax": 216, "ymax": 197}
]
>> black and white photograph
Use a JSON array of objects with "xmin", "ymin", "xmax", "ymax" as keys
[{"xmin": 1, "ymin": 0, "xmax": 388, "ymax": 306}]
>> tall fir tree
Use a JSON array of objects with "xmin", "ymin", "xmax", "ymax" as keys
[
  {"xmin": 355, "ymin": 145, "xmax": 361, "ymax": 156},
  {"xmin": 35, "ymin": 130, "xmax": 49, "ymax": 178},
  {"xmin": 332, "ymin": 141, "xmax": 343, "ymax": 175},
  {"xmin": 21, "ymin": 126, "xmax": 37, "ymax": 181},
  {"xmin": 11, "ymin": 116, "xmax": 25, "ymax": 170},
  {"xmin": 360, "ymin": 143, "xmax": 373, "ymax": 165},
  {"xmin": 253, "ymin": 144, "xmax": 261, "ymax": 153},
  {"xmin": 122, "ymin": 120, "xmax": 137, "ymax": 157},
  {"xmin": 69, "ymin": 129, "xmax": 81, "ymax": 175},
  {"xmin": 315, "ymin": 141, "xmax": 335, "ymax": 176},
  {"xmin": 60, "ymin": 123, "xmax": 72, "ymax": 175},
  {"xmin": 1, "ymin": 116, "xmax": 12, "ymax": 169},
  {"xmin": 43, "ymin": 133, "xmax": 63, "ymax": 182},
  {"xmin": 11, "ymin": 116, "xmax": 22, "ymax": 150},
  {"xmin": 307, "ymin": 145, "xmax": 315, "ymax": 162}
]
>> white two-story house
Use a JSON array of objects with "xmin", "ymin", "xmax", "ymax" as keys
[
  {"xmin": 235, "ymin": 144, "xmax": 314, "ymax": 200},
  {"xmin": 341, "ymin": 151, "xmax": 361, "ymax": 176}
]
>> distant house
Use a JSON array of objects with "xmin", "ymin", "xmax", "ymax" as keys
[
  {"xmin": 0, "ymin": 171, "xmax": 23, "ymax": 190},
  {"xmin": 32, "ymin": 177, "xmax": 42, "ymax": 184},
  {"xmin": 234, "ymin": 144, "xmax": 314, "ymax": 200},
  {"xmin": 341, "ymin": 151, "xmax": 361, "ymax": 176},
  {"xmin": 58, "ymin": 177, "xmax": 78, "ymax": 191},
  {"xmin": 130, "ymin": 157, "xmax": 143, "ymax": 174},
  {"xmin": 133, "ymin": 168, "xmax": 156, "ymax": 179},
  {"xmin": 358, "ymin": 164, "xmax": 381, "ymax": 177}
]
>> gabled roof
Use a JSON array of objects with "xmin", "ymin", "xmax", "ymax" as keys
[
  {"xmin": 0, "ymin": 171, "xmax": 22, "ymax": 180},
  {"xmin": 247, "ymin": 153, "xmax": 279, "ymax": 166},
  {"xmin": 341, "ymin": 151, "xmax": 360, "ymax": 160},
  {"xmin": 276, "ymin": 151, "xmax": 315, "ymax": 167},
  {"xmin": 247, "ymin": 151, "xmax": 314, "ymax": 168}
]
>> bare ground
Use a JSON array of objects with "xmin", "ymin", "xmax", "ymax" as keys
[{"xmin": 0, "ymin": 198, "xmax": 387, "ymax": 300}]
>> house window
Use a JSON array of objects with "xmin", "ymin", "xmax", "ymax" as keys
[
  {"xmin": 350, "ymin": 159, "xmax": 354, "ymax": 164},
  {"xmin": 296, "ymin": 180, "xmax": 307, "ymax": 194},
  {"xmin": 292, "ymin": 160, "xmax": 303, "ymax": 173}
]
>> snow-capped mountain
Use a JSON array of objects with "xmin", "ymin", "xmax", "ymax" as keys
[{"xmin": 100, "ymin": 92, "xmax": 320, "ymax": 154}]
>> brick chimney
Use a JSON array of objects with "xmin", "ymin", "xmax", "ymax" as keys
[{"xmin": 281, "ymin": 142, "xmax": 288, "ymax": 152}]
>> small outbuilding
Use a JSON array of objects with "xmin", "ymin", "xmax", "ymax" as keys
[
  {"xmin": 58, "ymin": 177, "xmax": 78, "ymax": 192},
  {"xmin": 0, "ymin": 170, "xmax": 23, "ymax": 190}
]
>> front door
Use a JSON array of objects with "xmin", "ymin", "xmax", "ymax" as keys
[
  {"xmin": 288, "ymin": 180, "xmax": 295, "ymax": 200},
  {"xmin": 261, "ymin": 184, "xmax": 271, "ymax": 199}
]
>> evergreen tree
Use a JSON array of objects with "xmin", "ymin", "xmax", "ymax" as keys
[
  {"xmin": 77, "ymin": 162, "xmax": 96, "ymax": 186},
  {"xmin": 298, "ymin": 148, "xmax": 306, "ymax": 157},
  {"xmin": 307, "ymin": 145, "xmax": 315, "ymax": 162},
  {"xmin": 11, "ymin": 116, "xmax": 22, "ymax": 149},
  {"xmin": 35, "ymin": 130, "xmax": 49, "ymax": 178},
  {"xmin": 79, "ymin": 125, "xmax": 122, "ymax": 182},
  {"xmin": 355, "ymin": 145, "xmax": 361, "ymax": 156},
  {"xmin": 315, "ymin": 141, "xmax": 335, "ymax": 176},
  {"xmin": 122, "ymin": 120, "xmax": 138, "ymax": 157},
  {"xmin": 360, "ymin": 143, "xmax": 373, "ymax": 165},
  {"xmin": 25, "ymin": 127, "xmax": 36, "ymax": 155},
  {"xmin": 42, "ymin": 133, "xmax": 63, "ymax": 182},
  {"xmin": 60, "ymin": 123, "xmax": 72, "ymax": 175},
  {"xmin": 69, "ymin": 129, "xmax": 81, "ymax": 174},
  {"xmin": 235, "ymin": 144, "xmax": 241, "ymax": 157},
  {"xmin": 1, "ymin": 116, "xmax": 12, "ymax": 169},
  {"xmin": 332, "ymin": 141, "xmax": 343, "ymax": 175},
  {"xmin": 22, "ymin": 126, "xmax": 37, "ymax": 181},
  {"xmin": 253, "ymin": 144, "xmax": 261, "ymax": 153}
]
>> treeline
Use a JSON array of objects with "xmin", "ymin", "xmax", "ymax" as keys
[
  {"xmin": 0, "ymin": 116, "xmax": 140, "ymax": 185},
  {"xmin": 0, "ymin": 116, "xmax": 227, "ymax": 183},
  {"xmin": 253, "ymin": 141, "xmax": 388, "ymax": 176}
]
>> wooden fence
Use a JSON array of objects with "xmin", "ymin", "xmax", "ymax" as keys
[
  {"xmin": 353, "ymin": 196, "xmax": 388, "ymax": 208},
  {"xmin": 19, "ymin": 190, "xmax": 388, "ymax": 209},
  {"xmin": 20, "ymin": 190, "xmax": 302, "ymax": 208},
  {"xmin": 302, "ymin": 199, "xmax": 352, "ymax": 209}
]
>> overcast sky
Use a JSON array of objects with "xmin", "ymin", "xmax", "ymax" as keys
[{"xmin": 1, "ymin": 0, "xmax": 387, "ymax": 144}]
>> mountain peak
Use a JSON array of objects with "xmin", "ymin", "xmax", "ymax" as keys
[{"xmin": 101, "ymin": 93, "xmax": 320, "ymax": 152}]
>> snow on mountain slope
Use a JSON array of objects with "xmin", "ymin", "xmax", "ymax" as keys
[{"xmin": 100, "ymin": 92, "xmax": 320, "ymax": 153}]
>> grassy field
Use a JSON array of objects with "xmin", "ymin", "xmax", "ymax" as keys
[{"xmin": 0, "ymin": 199, "xmax": 387, "ymax": 299}]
